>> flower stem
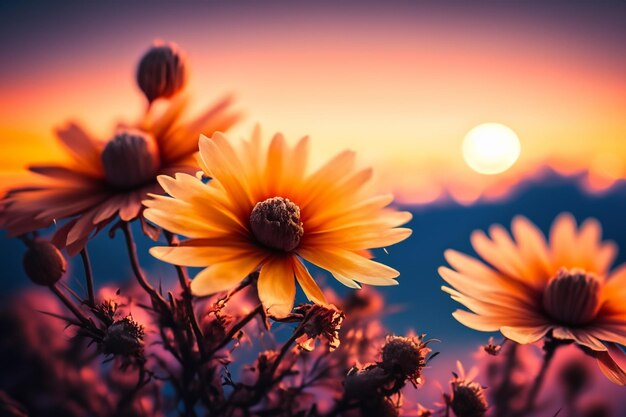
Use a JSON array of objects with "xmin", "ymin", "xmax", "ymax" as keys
[
  {"xmin": 494, "ymin": 342, "xmax": 518, "ymax": 417},
  {"xmin": 207, "ymin": 304, "xmax": 263, "ymax": 359},
  {"xmin": 164, "ymin": 230, "xmax": 207, "ymax": 359},
  {"xmin": 49, "ymin": 283, "xmax": 91, "ymax": 325},
  {"xmin": 519, "ymin": 340, "xmax": 560, "ymax": 416},
  {"xmin": 80, "ymin": 247, "xmax": 95, "ymax": 307},
  {"xmin": 120, "ymin": 221, "xmax": 167, "ymax": 307}
]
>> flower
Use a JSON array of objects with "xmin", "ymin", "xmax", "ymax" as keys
[
  {"xmin": 0, "ymin": 95, "xmax": 240, "ymax": 255},
  {"xmin": 144, "ymin": 128, "xmax": 412, "ymax": 317},
  {"xmin": 439, "ymin": 213, "xmax": 626, "ymax": 384}
]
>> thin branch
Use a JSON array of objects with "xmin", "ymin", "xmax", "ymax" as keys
[
  {"xmin": 164, "ymin": 230, "xmax": 207, "ymax": 359},
  {"xmin": 49, "ymin": 283, "xmax": 91, "ymax": 325},
  {"xmin": 80, "ymin": 246, "xmax": 96, "ymax": 307},
  {"xmin": 120, "ymin": 221, "xmax": 167, "ymax": 307},
  {"xmin": 206, "ymin": 304, "xmax": 263, "ymax": 359}
]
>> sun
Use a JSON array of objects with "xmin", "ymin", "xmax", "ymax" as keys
[{"xmin": 462, "ymin": 123, "xmax": 521, "ymax": 175}]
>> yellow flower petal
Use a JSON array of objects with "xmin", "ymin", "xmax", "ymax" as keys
[
  {"xmin": 258, "ymin": 257, "xmax": 296, "ymax": 318},
  {"xmin": 190, "ymin": 254, "xmax": 266, "ymax": 296}
]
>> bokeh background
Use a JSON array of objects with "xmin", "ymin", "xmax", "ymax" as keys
[{"xmin": 2, "ymin": 0, "xmax": 626, "ymax": 400}]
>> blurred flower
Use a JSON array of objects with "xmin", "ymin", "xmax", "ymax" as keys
[
  {"xmin": 482, "ymin": 337, "xmax": 501, "ymax": 356},
  {"xmin": 0, "ymin": 94, "xmax": 239, "ymax": 255},
  {"xmin": 22, "ymin": 239, "xmax": 67, "ymax": 286},
  {"xmin": 380, "ymin": 335, "xmax": 430, "ymax": 386},
  {"xmin": 558, "ymin": 357, "xmax": 591, "ymax": 400},
  {"xmin": 145, "ymin": 128, "xmax": 412, "ymax": 317},
  {"xmin": 446, "ymin": 362, "xmax": 488, "ymax": 417},
  {"xmin": 137, "ymin": 41, "xmax": 187, "ymax": 103},
  {"xmin": 439, "ymin": 213, "xmax": 626, "ymax": 384}
]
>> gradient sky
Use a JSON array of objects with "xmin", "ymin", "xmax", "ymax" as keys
[{"xmin": 1, "ymin": 1, "xmax": 625, "ymax": 204}]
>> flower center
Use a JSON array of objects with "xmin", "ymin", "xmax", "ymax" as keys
[
  {"xmin": 542, "ymin": 268, "xmax": 601, "ymax": 326},
  {"xmin": 101, "ymin": 131, "xmax": 160, "ymax": 190},
  {"xmin": 249, "ymin": 197, "xmax": 304, "ymax": 252}
]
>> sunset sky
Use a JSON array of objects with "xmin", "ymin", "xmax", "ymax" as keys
[{"xmin": 1, "ymin": 1, "xmax": 625, "ymax": 204}]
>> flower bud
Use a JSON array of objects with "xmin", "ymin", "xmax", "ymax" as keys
[
  {"xmin": 136, "ymin": 41, "xmax": 187, "ymax": 103},
  {"xmin": 22, "ymin": 240, "xmax": 67, "ymax": 286}
]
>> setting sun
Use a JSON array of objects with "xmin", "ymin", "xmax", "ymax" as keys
[{"xmin": 462, "ymin": 122, "xmax": 521, "ymax": 175}]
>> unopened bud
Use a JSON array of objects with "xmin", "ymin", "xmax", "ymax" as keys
[
  {"xmin": 22, "ymin": 240, "xmax": 67, "ymax": 286},
  {"xmin": 137, "ymin": 41, "xmax": 187, "ymax": 103}
]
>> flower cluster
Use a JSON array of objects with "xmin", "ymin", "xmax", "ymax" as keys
[{"xmin": 1, "ymin": 38, "xmax": 625, "ymax": 417}]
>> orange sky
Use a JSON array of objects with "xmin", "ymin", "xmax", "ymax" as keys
[{"xmin": 1, "ymin": 2, "xmax": 625, "ymax": 204}]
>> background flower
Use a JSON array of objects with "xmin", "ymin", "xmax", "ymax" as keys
[{"xmin": 439, "ymin": 213, "xmax": 626, "ymax": 384}]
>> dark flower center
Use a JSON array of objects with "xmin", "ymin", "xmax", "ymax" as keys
[
  {"xmin": 542, "ymin": 268, "xmax": 601, "ymax": 326},
  {"xmin": 101, "ymin": 131, "xmax": 160, "ymax": 190},
  {"xmin": 249, "ymin": 197, "xmax": 304, "ymax": 252}
]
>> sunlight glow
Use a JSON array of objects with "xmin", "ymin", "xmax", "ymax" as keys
[{"xmin": 462, "ymin": 123, "xmax": 521, "ymax": 175}]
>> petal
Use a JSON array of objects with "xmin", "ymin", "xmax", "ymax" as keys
[
  {"xmin": 552, "ymin": 327, "xmax": 607, "ymax": 351},
  {"xmin": 190, "ymin": 254, "xmax": 266, "ymax": 296},
  {"xmin": 293, "ymin": 257, "xmax": 327, "ymax": 305},
  {"xmin": 500, "ymin": 325, "xmax": 550, "ymax": 344},
  {"xmin": 595, "ymin": 343, "xmax": 626, "ymax": 385},
  {"xmin": 257, "ymin": 256, "xmax": 296, "ymax": 318},
  {"xmin": 150, "ymin": 241, "xmax": 257, "ymax": 267},
  {"xmin": 299, "ymin": 247, "xmax": 399, "ymax": 285}
]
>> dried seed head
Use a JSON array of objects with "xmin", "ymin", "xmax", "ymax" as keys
[
  {"xmin": 137, "ymin": 41, "xmax": 187, "ymax": 102},
  {"xmin": 22, "ymin": 240, "xmax": 67, "ymax": 286},
  {"xmin": 101, "ymin": 131, "xmax": 160, "ymax": 190},
  {"xmin": 295, "ymin": 304, "xmax": 344, "ymax": 351},
  {"xmin": 381, "ymin": 335, "xmax": 429, "ymax": 383},
  {"xmin": 543, "ymin": 268, "xmax": 601, "ymax": 326},
  {"xmin": 101, "ymin": 317, "xmax": 145, "ymax": 357},
  {"xmin": 249, "ymin": 197, "xmax": 304, "ymax": 251},
  {"xmin": 450, "ymin": 380, "xmax": 488, "ymax": 417}
]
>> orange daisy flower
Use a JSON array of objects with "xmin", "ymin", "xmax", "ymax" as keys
[
  {"xmin": 439, "ymin": 213, "xmax": 626, "ymax": 384},
  {"xmin": 143, "ymin": 129, "xmax": 412, "ymax": 317},
  {"xmin": 0, "ymin": 96, "xmax": 240, "ymax": 255}
]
